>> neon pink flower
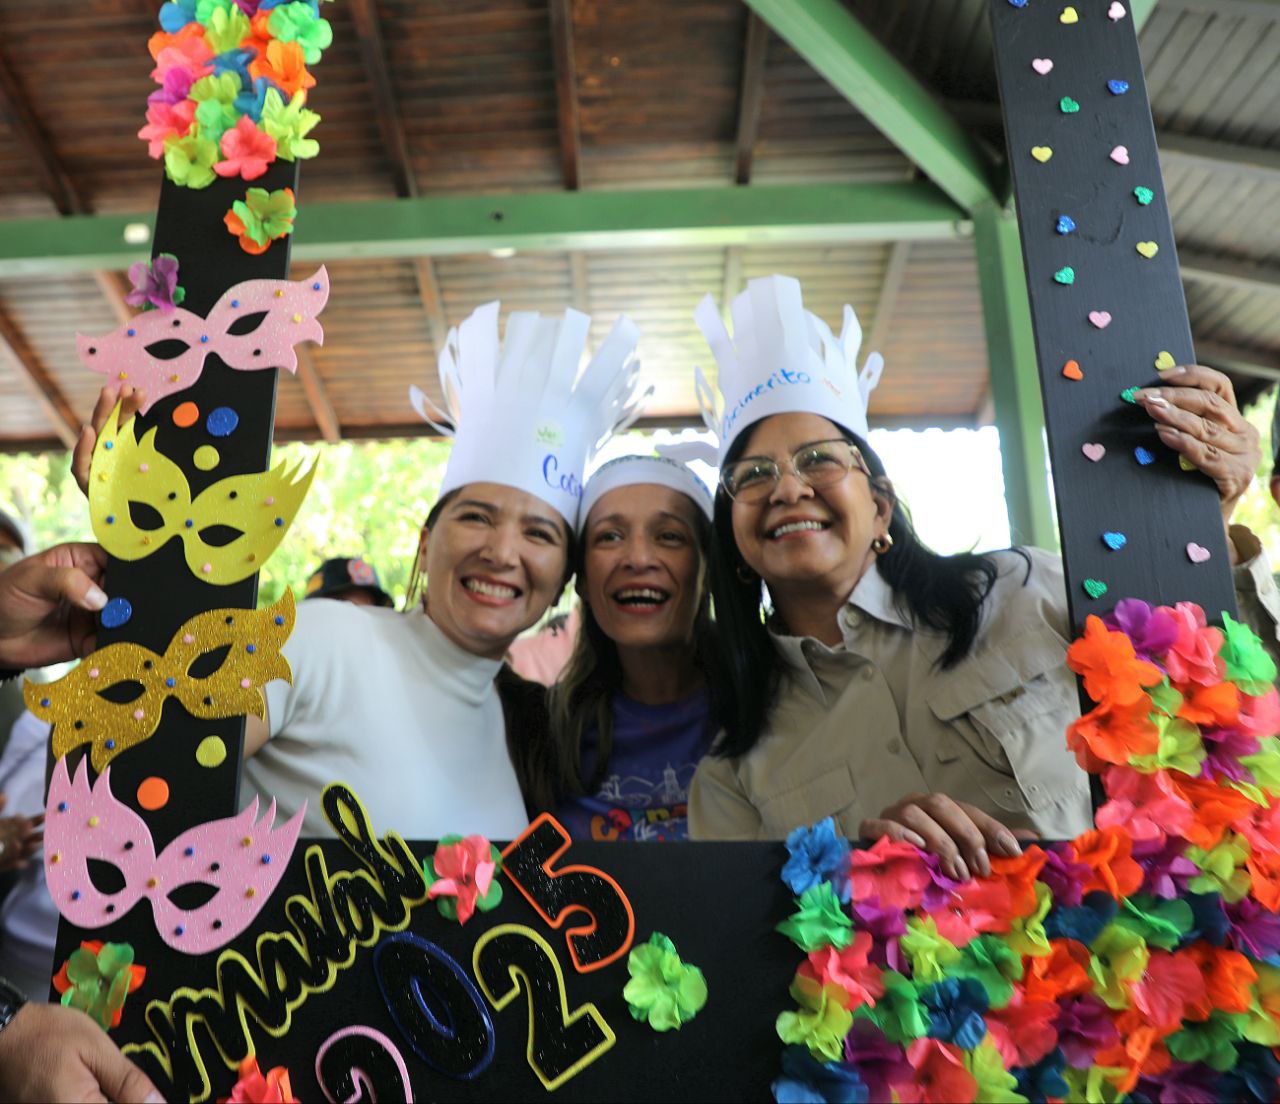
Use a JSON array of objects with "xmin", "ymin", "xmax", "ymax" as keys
[
  {"xmin": 900, "ymin": 1039, "xmax": 977, "ymax": 1104},
  {"xmin": 1163, "ymin": 601, "xmax": 1225, "ymax": 687},
  {"xmin": 215, "ymin": 116, "xmax": 277, "ymax": 181},
  {"xmin": 426, "ymin": 835, "xmax": 496, "ymax": 925},
  {"xmin": 138, "ymin": 100, "xmax": 196, "ymax": 159},
  {"xmin": 849, "ymin": 835, "xmax": 931, "ymax": 909},
  {"xmin": 986, "ymin": 989, "xmax": 1059, "ymax": 1067},
  {"xmin": 797, "ymin": 931, "xmax": 884, "ymax": 1011}
]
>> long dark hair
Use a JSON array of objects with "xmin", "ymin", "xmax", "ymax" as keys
[{"xmin": 710, "ymin": 422, "xmax": 1016, "ymax": 760}]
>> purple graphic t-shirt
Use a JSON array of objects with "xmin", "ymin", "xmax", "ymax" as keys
[{"xmin": 555, "ymin": 688, "xmax": 715, "ymax": 842}]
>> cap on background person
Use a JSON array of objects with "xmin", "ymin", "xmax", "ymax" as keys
[{"xmin": 303, "ymin": 557, "xmax": 394, "ymax": 608}]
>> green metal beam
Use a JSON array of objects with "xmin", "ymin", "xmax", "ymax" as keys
[
  {"xmin": 0, "ymin": 181, "xmax": 967, "ymax": 278},
  {"xmin": 972, "ymin": 202, "xmax": 1057, "ymax": 550},
  {"xmin": 1132, "ymin": 0, "xmax": 1160, "ymax": 31},
  {"xmin": 742, "ymin": 0, "xmax": 998, "ymax": 212}
]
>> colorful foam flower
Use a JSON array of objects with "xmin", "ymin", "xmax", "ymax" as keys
[
  {"xmin": 1166, "ymin": 1008, "xmax": 1243, "ymax": 1072},
  {"xmin": 919, "ymin": 977, "xmax": 988, "ymax": 1049},
  {"xmin": 139, "ymin": 99, "xmax": 197, "ymax": 158},
  {"xmin": 1114, "ymin": 893, "xmax": 1194, "ymax": 950},
  {"xmin": 623, "ymin": 932, "xmax": 708, "ymax": 1032},
  {"xmin": 159, "ymin": 0, "xmax": 199, "ymax": 33},
  {"xmin": 52, "ymin": 940, "xmax": 145, "ymax": 1031},
  {"xmin": 149, "ymin": 23, "xmax": 215, "ymax": 82},
  {"xmin": 1226, "ymin": 897, "xmax": 1280, "ymax": 959},
  {"xmin": 149, "ymin": 64, "xmax": 196, "ymax": 106},
  {"xmin": 798, "ymin": 932, "xmax": 884, "ymax": 1012},
  {"xmin": 1164, "ymin": 602, "xmax": 1226, "ymax": 687},
  {"xmin": 898, "ymin": 1039, "xmax": 977, "ymax": 1104},
  {"xmin": 223, "ymin": 1054, "xmax": 298, "ymax": 1103},
  {"xmin": 1133, "ymin": 1062, "xmax": 1221, "ymax": 1104},
  {"xmin": 1238, "ymin": 684, "xmax": 1280, "ymax": 739},
  {"xmin": 1054, "ymin": 994, "xmax": 1120, "ymax": 1067},
  {"xmin": 215, "ymin": 115, "xmax": 277, "ymax": 179},
  {"xmin": 1178, "ymin": 679, "xmax": 1241, "ymax": 729},
  {"xmin": 1187, "ymin": 835, "xmax": 1252, "ymax": 903},
  {"xmin": 423, "ymin": 834, "xmax": 502, "ymax": 924},
  {"xmin": 204, "ymin": 3, "xmax": 251, "ymax": 52},
  {"xmin": 771, "ymin": 1046, "xmax": 869, "ymax": 1104},
  {"xmin": 1103, "ymin": 599, "xmax": 1179, "ymax": 660},
  {"xmin": 984, "ymin": 988, "xmax": 1059, "ymax": 1067},
  {"xmin": 163, "ymin": 132, "xmax": 219, "ymax": 188},
  {"xmin": 930, "ymin": 876, "xmax": 1013, "ymax": 944},
  {"xmin": 1130, "ymin": 833, "xmax": 1198, "ymax": 899},
  {"xmin": 1067, "ymin": 614, "xmax": 1163, "ymax": 706},
  {"xmin": 1044, "ymin": 890, "xmax": 1117, "ymax": 946},
  {"xmin": 235, "ymin": 76, "xmax": 281, "ymax": 122},
  {"xmin": 1087, "ymin": 923, "xmax": 1150, "ymax": 1009},
  {"xmin": 777, "ymin": 975, "xmax": 854, "ymax": 1063},
  {"xmin": 783, "ymin": 818, "xmax": 852, "ymax": 902},
  {"xmin": 852, "ymin": 970, "xmax": 928, "ymax": 1045},
  {"xmin": 843, "ymin": 1021, "xmax": 912, "ymax": 1101},
  {"xmin": 1006, "ymin": 880, "xmax": 1054, "ymax": 958},
  {"xmin": 1012, "ymin": 1046, "xmax": 1070, "ymax": 1101},
  {"xmin": 1214, "ymin": 1042, "xmax": 1280, "ymax": 1102},
  {"xmin": 1184, "ymin": 943, "xmax": 1258, "ymax": 1017},
  {"xmin": 267, "ymin": 2, "xmax": 333, "ymax": 64},
  {"xmin": 125, "ymin": 254, "xmax": 185, "ymax": 314},
  {"xmin": 849, "ymin": 898, "xmax": 906, "ymax": 971},
  {"xmin": 1068, "ymin": 695, "xmax": 1159, "ymax": 770},
  {"xmin": 258, "ymin": 86, "xmax": 320, "ymax": 161},
  {"xmin": 251, "ymin": 39, "xmax": 316, "ymax": 99},
  {"xmin": 963, "ymin": 1038, "xmax": 1024, "ymax": 1103},
  {"xmin": 986, "ymin": 845, "xmax": 1046, "ymax": 916},
  {"xmin": 849, "ymin": 834, "xmax": 931, "ymax": 910},
  {"xmin": 1131, "ymin": 948, "xmax": 1203, "ymax": 1030},
  {"xmin": 1130, "ymin": 712, "xmax": 1208, "ymax": 776},
  {"xmin": 1094, "ymin": 1007, "xmax": 1173, "ymax": 1094},
  {"xmin": 952, "ymin": 933, "xmax": 1022, "ymax": 1006},
  {"xmin": 1183, "ymin": 890, "xmax": 1231, "ymax": 946},
  {"xmin": 224, "ymin": 185, "xmax": 296, "ymax": 254},
  {"xmin": 212, "ymin": 45, "xmax": 257, "ymax": 87},
  {"xmin": 1023, "ymin": 938, "xmax": 1093, "ymax": 1004},
  {"xmin": 900, "ymin": 915, "xmax": 962, "ymax": 984},
  {"xmin": 1037, "ymin": 845, "xmax": 1093, "ymax": 908},
  {"xmin": 1221, "ymin": 612, "xmax": 1279, "ymax": 695},
  {"xmin": 1171, "ymin": 772, "xmax": 1259, "ymax": 850},
  {"xmin": 1070, "ymin": 827, "xmax": 1144, "ymax": 899}
]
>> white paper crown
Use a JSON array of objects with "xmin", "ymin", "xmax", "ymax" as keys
[
  {"xmin": 579, "ymin": 452, "xmax": 714, "ymax": 530},
  {"xmin": 410, "ymin": 302, "xmax": 649, "ymax": 528},
  {"xmin": 693, "ymin": 274, "xmax": 884, "ymax": 464}
]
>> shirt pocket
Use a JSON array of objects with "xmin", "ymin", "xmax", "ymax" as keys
[
  {"xmin": 756, "ymin": 762, "xmax": 862, "ymax": 839},
  {"xmin": 925, "ymin": 625, "xmax": 1087, "ymax": 813}
]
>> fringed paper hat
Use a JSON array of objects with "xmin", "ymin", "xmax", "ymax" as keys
[
  {"xmin": 411, "ymin": 302, "xmax": 648, "ymax": 528},
  {"xmin": 693, "ymin": 274, "xmax": 884, "ymax": 464}
]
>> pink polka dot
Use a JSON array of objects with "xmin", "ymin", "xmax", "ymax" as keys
[
  {"xmin": 133, "ymin": 708, "xmax": 144, "ymax": 720},
  {"xmin": 139, "ymin": 463, "xmax": 149, "ymax": 472},
  {"xmin": 201, "ymin": 563, "xmax": 212, "ymax": 574},
  {"xmin": 240, "ymin": 678, "xmax": 252, "ymax": 689},
  {"xmin": 182, "ymin": 634, "xmax": 194, "ymax": 644},
  {"xmin": 264, "ymin": 497, "xmax": 275, "ymax": 506},
  {"xmin": 88, "ymin": 668, "xmax": 99, "ymax": 679}
]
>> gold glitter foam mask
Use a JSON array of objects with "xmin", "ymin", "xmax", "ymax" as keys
[
  {"xmin": 90, "ymin": 402, "xmax": 315, "ymax": 586},
  {"xmin": 27, "ymin": 591, "xmax": 295, "ymax": 771}
]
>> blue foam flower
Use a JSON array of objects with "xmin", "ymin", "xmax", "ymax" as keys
[
  {"xmin": 212, "ymin": 47, "xmax": 258, "ymax": 89},
  {"xmin": 771, "ymin": 1046, "xmax": 868, "ymax": 1104},
  {"xmin": 1012, "ymin": 1048, "xmax": 1070, "ymax": 1103},
  {"xmin": 234, "ymin": 76, "xmax": 283, "ymax": 122},
  {"xmin": 919, "ymin": 977, "xmax": 988, "ymax": 1050},
  {"xmin": 158, "ymin": 0, "xmax": 198, "ymax": 32},
  {"xmin": 1183, "ymin": 891, "xmax": 1230, "ymax": 947},
  {"xmin": 1215, "ymin": 1043, "xmax": 1280, "ymax": 1102},
  {"xmin": 1043, "ymin": 891, "xmax": 1117, "ymax": 944},
  {"xmin": 782, "ymin": 818, "xmax": 852, "ymax": 903},
  {"xmin": 260, "ymin": 0, "xmax": 319, "ymax": 11}
]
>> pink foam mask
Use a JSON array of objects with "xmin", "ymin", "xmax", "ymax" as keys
[
  {"xmin": 77, "ymin": 267, "xmax": 330, "ymax": 413},
  {"xmin": 44, "ymin": 757, "xmax": 305, "ymax": 956}
]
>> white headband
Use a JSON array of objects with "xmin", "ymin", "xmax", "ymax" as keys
[{"xmin": 579, "ymin": 455, "xmax": 714, "ymax": 530}]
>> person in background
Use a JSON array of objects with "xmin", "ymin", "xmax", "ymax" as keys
[
  {"xmin": 0, "ymin": 511, "xmax": 30, "ymax": 757},
  {"xmin": 541, "ymin": 454, "xmax": 719, "ymax": 841},
  {"xmin": 506, "ymin": 605, "xmax": 580, "ymax": 686},
  {"xmin": 304, "ymin": 555, "xmax": 395, "ymax": 608}
]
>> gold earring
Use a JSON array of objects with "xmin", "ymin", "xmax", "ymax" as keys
[{"xmin": 872, "ymin": 533, "xmax": 894, "ymax": 554}]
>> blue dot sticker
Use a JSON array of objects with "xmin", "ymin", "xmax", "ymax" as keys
[
  {"xmin": 1056, "ymin": 215, "xmax": 1076, "ymax": 235},
  {"xmin": 101, "ymin": 596, "xmax": 133, "ymax": 629},
  {"xmin": 206, "ymin": 407, "xmax": 240, "ymax": 438},
  {"xmin": 1107, "ymin": 79, "xmax": 1130, "ymax": 95}
]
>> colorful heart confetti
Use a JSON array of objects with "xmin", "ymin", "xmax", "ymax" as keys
[
  {"xmin": 1054, "ymin": 267, "xmax": 1076, "ymax": 285},
  {"xmin": 1031, "ymin": 146, "xmax": 1054, "ymax": 163},
  {"xmin": 1089, "ymin": 310, "xmax": 1113, "ymax": 328},
  {"xmin": 1110, "ymin": 145, "xmax": 1130, "ymax": 165},
  {"xmin": 1187, "ymin": 542, "xmax": 1211, "ymax": 564},
  {"xmin": 1062, "ymin": 359, "xmax": 1084, "ymax": 380},
  {"xmin": 1135, "ymin": 447, "xmax": 1156, "ymax": 465},
  {"xmin": 1082, "ymin": 442, "xmax": 1105, "ymax": 462},
  {"xmin": 1102, "ymin": 531, "xmax": 1127, "ymax": 551},
  {"xmin": 1155, "ymin": 350, "xmax": 1176, "ymax": 370},
  {"xmin": 1056, "ymin": 215, "xmax": 1076, "ymax": 234},
  {"xmin": 1134, "ymin": 186, "xmax": 1154, "ymax": 205},
  {"xmin": 1060, "ymin": 96, "xmax": 1081, "ymax": 114},
  {"xmin": 1136, "ymin": 241, "xmax": 1159, "ymax": 259},
  {"xmin": 1009, "ymin": 0, "xmax": 1029, "ymax": 6},
  {"xmin": 1083, "ymin": 578, "xmax": 1108, "ymax": 599},
  {"xmin": 1061, "ymin": 6, "xmax": 1079, "ymax": 24},
  {"xmin": 1107, "ymin": 79, "xmax": 1130, "ymax": 95},
  {"xmin": 1108, "ymin": 1, "xmax": 1126, "ymax": 19},
  {"xmin": 1032, "ymin": 57, "xmax": 1054, "ymax": 75},
  {"xmin": 1179, "ymin": 454, "xmax": 1198, "ymax": 472},
  {"xmin": 1120, "ymin": 386, "xmax": 1140, "ymax": 403}
]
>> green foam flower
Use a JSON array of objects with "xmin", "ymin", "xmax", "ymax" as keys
[
  {"xmin": 776, "ymin": 975, "xmax": 853, "ymax": 1062},
  {"xmin": 852, "ymin": 969, "xmax": 927, "ymax": 1044},
  {"xmin": 1113, "ymin": 894, "xmax": 1193, "ymax": 950},
  {"xmin": 1148, "ymin": 678, "xmax": 1184, "ymax": 717},
  {"xmin": 623, "ymin": 932, "xmax": 708, "ymax": 1032},
  {"xmin": 1186, "ymin": 835, "xmax": 1252, "ymax": 903},
  {"xmin": 1241, "ymin": 740, "xmax": 1280, "ymax": 798},
  {"xmin": 260, "ymin": 88, "xmax": 321, "ymax": 162},
  {"xmin": 1007, "ymin": 880, "xmax": 1054, "ymax": 958},
  {"xmin": 190, "ymin": 71, "xmax": 242, "ymax": 108},
  {"xmin": 229, "ymin": 186, "xmax": 298, "ymax": 248},
  {"xmin": 776, "ymin": 883, "xmax": 852, "ymax": 953},
  {"xmin": 195, "ymin": 0, "xmax": 236, "ymax": 23},
  {"xmin": 900, "ymin": 914, "xmax": 962, "ymax": 984},
  {"xmin": 966, "ymin": 1039, "xmax": 1028, "ymax": 1103},
  {"xmin": 55, "ymin": 942, "xmax": 144, "ymax": 1031},
  {"xmin": 953, "ymin": 933, "xmax": 1023, "ymax": 1007},
  {"xmin": 1167, "ymin": 1009, "xmax": 1244, "ymax": 1071},
  {"xmin": 1062, "ymin": 1066, "xmax": 1128, "ymax": 1104},
  {"xmin": 1222, "ymin": 612, "xmax": 1278, "ymax": 695},
  {"xmin": 1087, "ymin": 923, "xmax": 1150, "ymax": 1009},
  {"xmin": 268, "ymin": 2, "xmax": 334, "ymax": 64},
  {"xmin": 1129, "ymin": 712, "xmax": 1205, "ymax": 776},
  {"xmin": 194, "ymin": 97, "xmax": 239, "ymax": 146},
  {"xmin": 203, "ymin": 4, "xmax": 250, "ymax": 53},
  {"xmin": 1240, "ymin": 963, "xmax": 1280, "ymax": 1046},
  {"xmin": 163, "ymin": 134, "xmax": 219, "ymax": 189}
]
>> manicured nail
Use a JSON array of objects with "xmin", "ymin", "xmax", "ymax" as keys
[
  {"xmin": 951, "ymin": 857, "xmax": 970, "ymax": 882},
  {"xmin": 902, "ymin": 829, "xmax": 927, "ymax": 849},
  {"xmin": 998, "ymin": 831, "xmax": 1022, "ymax": 856},
  {"xmin": 975, "ymin": 848, "xmax": 991, "ymax": 877},
  {"xmin": 1142, "ymin": 393, "xmax": 1169, "ymax": 407},
  {"xmin": 144, "ymin": 1093, "xmax": 167, "ymax": 1104},
  {"xmin": 84, "ymin": 585, "xmax": 108, "ymax": 610}
]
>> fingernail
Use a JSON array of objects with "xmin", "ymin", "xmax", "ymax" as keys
[
  {"xmin": 84, "ymin": 585, "xmax": 108, "ymax": 610},
  {"xmin": 951, "ymin": 857, "xmax": 970, "ymax": 882},
  {"xmin": 144, "ymin": 1093, "xmax": 167, "ymax": 1104},
  {"xmin": 903, "ymin": 829, "xmax": 927, "ymax": 850},
  {"xmin": 1164, "ymin": 364, "xmax": 1187, "ymax": 375},
  {"xmin": 1143, "ymin": 393, "xmax": 1169, "ymax": 407},
  {"xmin": 975, "ymin": 848, "xmax": 991, "ymax": 877},
  {"xmin": 998, "ymin": 831, "xmax": 1022, "ymax": 856}
]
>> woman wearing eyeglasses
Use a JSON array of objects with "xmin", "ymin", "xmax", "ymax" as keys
[{"xmin": 687, "ymin": 275, "xmax": 1276, "ymax": 882}]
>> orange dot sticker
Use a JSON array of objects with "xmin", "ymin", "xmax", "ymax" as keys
[
  {"xmin": 137, "ymin": 776, "xmax": 170, "ymax": 810},
  {"xmin": 172, "ymin": 401, "xmax": 200, "ymax": 428}
]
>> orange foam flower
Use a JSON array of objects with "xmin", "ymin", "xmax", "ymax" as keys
[
  {"xmin": 223, "ymin": 209, "xmax": 270, "ymax": 255},
  {"xmin": 1246, "ymin": 848, "xmax": 1280, "ymax": 912},
  {"xmin": 1171, "ymin": 774, "xmax": 1259, "ymax": 850},
  {"xmin": 1094, "ymin": 1008, "xmax": 1172, "ymax": 1095},
  {"xmin": 900, "ymin": 1040, "xmax": 977, "ymax": 1104},
  {"xmin": 1178, "ymin": 679, "xmax": 1241, "ymax": 729},
  {"xmin": 1068, "ymin": 695, "xmax": 1159, "ymax": 771},
  {"xmin": 249, "ymin": 40, "xmax": 315, "ymax": 99},
  {"xmin": 1023, "ymin": 939, "xmax": 1092, "ymax": 1003},
  {"xmin": 1068, "ymin": 826, "xmax": 1143, "ymax": 899},
  {"xmin": 1067, "ymin": 615, "xmax": 1163, "ymax": 706},
  {"xmin": 1184, "ymin": 944, "xmax": 1258, "ymax": 1019},
  {"xmin": 987, "ymin": 845, "xmax": 1047, "ymax": 917}
]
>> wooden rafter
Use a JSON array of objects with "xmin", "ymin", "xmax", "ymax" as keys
[
  {"xmin": 569, "ymin": 252, "xmax": 589, "ymax": 313},
  {"xmin": 93, "ymin": 270, "xmax": 135, "ymax": 326},
  {"xmin": 548, "ymin": 0, "xmax": 583, "ymax": 191},
  {"xmin": 295, "ymin": 347, "xmax": 341, "ymax": 444},
  {"xmin": 865, "ymin": 241, "xmax": 910, "ymax": 358},
  {"xmin": 0, "ymin": 305, "xmax": 79, "ymax": 448},
  {"xmin": 733, "ymin": 13, "xmax": 770, "ymax": 185},
  {"xmin": 721, "ymin": 246, "xmax": 744, "ymax": 317}
]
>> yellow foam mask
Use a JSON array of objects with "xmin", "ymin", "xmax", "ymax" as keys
[
  {"xmin": 26, "ymin": 591, "xmax": 295, "ymax": 771},
  {"xmin": 90, "ymin": 402, "xmax": 315, "ymax": 586}
]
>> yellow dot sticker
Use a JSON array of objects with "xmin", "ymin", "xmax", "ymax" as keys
[
  {"xmin": 195, "ymin": 735, "xmax": 227, "ymax": 768},
  {"xmin": 193, "ymin": 445, "xmax": 221, "ymax": 471}
]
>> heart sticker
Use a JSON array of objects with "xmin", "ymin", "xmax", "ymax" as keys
[
  {"xmin": 1083, "ymin": 579, "xmax": 1108, "ymax": 599},
  {"xmin": 1102, "ymin": 532, "xmax": 1127, "ymax": 551},
  {"xmin": 1135, "ymin": 447, "xmax": 1156, "ymax": 466},
  {"xmin": 1009, "ymin": 0, "xmax": 1029, "ymax": 6},
  {"xmin": 1108, "ymin": 79, "xmax": 1130, "ymax": 95},
  {"xmin": 1061, "ymin": 6, "xmax": 1079, "ymax": 24},
  {"xmin": 1120, "ymin": 387, "xmax": 1140, "ymax": 404},
  {"xmin": 1108, "ymin": 1, "xmax": 1126, "ymax": 19},
  {"xmin": 1134, "ymin": 186, "xmax": 1154, "ymax": 205},
  {"xmin": 1056, "ymin": 215, "xmax": 1076, "ymax": 234},
  {"xmin": 1136, "ymin": 241, "xmax": 1159, "ymax": 259},
  {"xmin": 1054, "ymin": 267, "xmax": 1076, "ymax": 285},
  {"xmin": 1187, "ymin": 543, "xmax": 1211, "ymax": 564},
  {"xmin": 1089, "ymin": 310, "xmax": 1113, "ymax": 329},
  {"xmin": 1060, "ymin": 96, "xmax": 1081, "ymax": 114},
  {"xmin": 1031, "ymin": 146, "xmax": 1054, "ymax": 163},
  {"xmin": 1062, "ymin": 359, "xmax": 1084, "ymax": 380},
  {"xmin": 1032, "ymin": 58, "xmax": 1054, "ymax": 75},
  {"xmin": 1179, "ymin": 455, "xmax": 1198, "ymax": 472},
  {"xmin": 1082, "ymin": 442, "xmax": 1106, "ymax": 462},
  {"xmin": 1155, "ymin": 351, "xmax": 1176, "ymax": 371},
  {"xmin": 1110, "ymin": 145, "xmax": 1130, "ymax": 165}
]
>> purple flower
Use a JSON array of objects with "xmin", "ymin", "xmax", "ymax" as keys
[
  {"xmin": 782, "ymin": 819, "xmax": 852, "ymax": 902},
  {"xmin": 1200, "ymin": 726, "xmax": 1261, "ymax": 784},
  {"xmin": 1131, "ymin": 834, "xmax": 1197, "ymax": 899},
  {"xmin": 125, "ymin": 254, "xmax": 184, "ymax": 314},
  {"xmin": 148, "ymin": 66, "xmax": 194, "ymax": 107},
  {"xmin": 850, "ymin": 899, "xmax": 905, "ymax": 971},
  {"xmin": 1134, "ymin": 1063, "xmax": 1220, "ymax": 1104},
  {"xmin": 1227, "ymin": 897, "xmax": 1280, "ymax": 958},
  {"xmin": 233, "ymin": 0, "xmax": 263, "ymax": 14},
  {"xmin": 843, "ymin": 1021, "xmax": 911, "ymax": 1103},
  {"xmin": 916, "ymin": 852, "xmax": 961, "ymax": 912},
  {"xmin": 1038, "ymin": 845, "xmax": 1091, "ymax": 907},
  {"xmin": 1055, "ymin": 995, "xmax": 1118, "ymax": 1067},
  {"xmin": 1104, "ymin": 598, "xmax": 1179, "ymax": 660}
]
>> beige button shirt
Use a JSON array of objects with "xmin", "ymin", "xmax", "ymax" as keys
[{"xmin": 690, "ymin": 540, "xmax": 1280, "ymax": 842}]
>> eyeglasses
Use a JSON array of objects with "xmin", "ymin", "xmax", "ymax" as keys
[{"xmin": 720, "ymin": 439, "xmax": 871, "ymax": 503}]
